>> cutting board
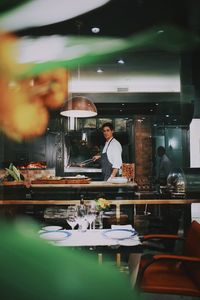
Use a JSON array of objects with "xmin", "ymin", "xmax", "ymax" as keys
[
  {"xmin": 1, "ymin": 181, "xmax": 25, "ymax": 186},
  {"xmin": 31, "ymin": 178, "xmax": 91, "ymax": 184}
]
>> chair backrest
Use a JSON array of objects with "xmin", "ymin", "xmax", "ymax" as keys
[{"xmin": 183, "ymin": 220, "xmax": 200, "ymax": 288}]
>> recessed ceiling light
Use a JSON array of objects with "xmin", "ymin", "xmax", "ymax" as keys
[
  {"xmin": 157, "ymin": 30, "xmax": 164, "ymax": 34},
  {"xmin": 117, "ymin": 59, "xmax": 125, "ymax": 64},
  {"xmin": 121, "ymin": 103, "xmax": 125, "ymax": 106},
  {"xmin": 155, "ymin": 103, "xmax": 159, "ymax": 106},
  {"xmin": 91, "ymin": 27, "xmax": 100, "ymax": 33},
  {"xmin": 166, "ymin": 114, "xmax": 170, "ymax": 117},
  {"xmin": 97, "ymin": 68, "xmax": 103, "ymax": 73}
]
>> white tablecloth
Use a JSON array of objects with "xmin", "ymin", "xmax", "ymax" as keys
[{"xmin": 40, "ymin": 229, "xmax": 141, "ymax": 247}]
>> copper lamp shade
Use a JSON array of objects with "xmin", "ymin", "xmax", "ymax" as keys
[{"xmin": 60, "ymin": 96, "xmax": 97, "ymax": 117}]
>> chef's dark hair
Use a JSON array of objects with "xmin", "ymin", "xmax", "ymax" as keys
[{"xmin": 101, "ymin": 122, "xmax": 114, "ymax": 131}]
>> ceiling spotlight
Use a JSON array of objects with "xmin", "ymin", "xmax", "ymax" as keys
[
  {"xmin": 91, "ymin": 27, "xmax": 100, "ymax": 33},
  {"xmin": 157, "ymin": 30, "xmax": 164, "ymax": 34},
  {"xmin": 166, "ymin": 114, "xmax": 170, "ymax": 117},
  {"xmin": 117, "ymin": 59, "xmax": 125, "ymax": 64},
  {"xmin": 97, "ymin": 68, "xmax": 103, "ymax": 73}
]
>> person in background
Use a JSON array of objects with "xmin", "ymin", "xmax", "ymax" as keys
[
  {"xmin": 93, "ymin": 122, "xmax": 122, "ymax": 181},
  {"xmin": 156, "ymin": 146, "xmax": 172, "ymax": 186}
]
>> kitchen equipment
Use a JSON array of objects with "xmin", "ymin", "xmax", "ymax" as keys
[
  {"xmin": 66, "ymin": 158, "xmax": 94, "ymax": 168},
  {"xmin": 78, "ymin": 158, "xmax": 94, "ymax": 167},
  {"xmin": 167, "ymin": 167, "xmax": 200, "ymax": 197}
]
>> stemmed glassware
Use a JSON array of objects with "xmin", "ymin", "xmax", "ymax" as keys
[
  {"xmin": 76, "ymin": 205, "xmax": 88, "ymax": 232},
  {"xmin": 85, "ymin": 204, "xmax": 97, "ymax": 230},
  {"xmin": 66, "ymin": 206, "xmax": 78, "ymax": 230}
]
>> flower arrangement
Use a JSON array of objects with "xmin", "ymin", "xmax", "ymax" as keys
[{"xmin": 96, "ymin": 198, "xmax": 110, "ymax": 211}]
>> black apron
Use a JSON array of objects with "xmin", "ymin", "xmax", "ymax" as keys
[{"xmin": 101, "ymin": 138, "xmax": 113, "ymax": 181}]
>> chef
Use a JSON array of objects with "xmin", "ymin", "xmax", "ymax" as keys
[{"xmin": 93, "ymin": 122, "xmax": 122, "ymax": 181}]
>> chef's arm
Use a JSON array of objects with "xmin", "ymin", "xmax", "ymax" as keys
[
  {"xmin": 107, "ymin": 168, "xmax": 119, "ymax": 181},
  {"xmin": 110, "ymin": 168, "xmax": 118, "ymax": 178},
  {"xmin": 92, "ymin": 155, "xmax": 101, "ymax": 161}
]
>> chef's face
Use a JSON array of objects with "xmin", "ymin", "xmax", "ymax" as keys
[{"xmin": 102, "ymin": 126, "xmax": 113, "ymax": 141}]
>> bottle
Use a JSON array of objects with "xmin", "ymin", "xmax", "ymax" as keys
[
  {"xmin": 80, "ymin": 194, "xmax": 84, "ymax": 207},
  {"xmin": 78, "ymin": 195, "xmax": 88, "ymax": 232}
]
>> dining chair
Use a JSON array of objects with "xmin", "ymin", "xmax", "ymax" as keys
[{"xmin": 136, "ymin": 220, "xmax": 200, "ymax": 297}]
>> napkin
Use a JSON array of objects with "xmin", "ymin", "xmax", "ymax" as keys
[{"xmin": 111, "ymin": 224, "xmax": 134, "ymax": 230}]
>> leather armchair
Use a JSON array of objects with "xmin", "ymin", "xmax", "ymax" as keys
[{"xmin": 137, "ymin": 220, "xmax": 200, "ymax": 297}]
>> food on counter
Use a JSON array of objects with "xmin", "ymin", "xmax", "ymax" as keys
[
  {"xmin": 75, "ymin": 174, "xmax": 87, "ymax": 178},
  {"xmin": 19, "ymin": 161, "xmax": 47, "ymax": 169},
  {"xmin": 3, "ymin": 163, "xmax": 24, "ymax": 182}
]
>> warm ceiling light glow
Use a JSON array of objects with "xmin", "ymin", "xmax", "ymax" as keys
[
  {"xmin": 0, "ymin": 0, "xmax": 110, "ymax": 31},
  {"xmin": 60, "ymin": 96, "xmax": 97, "ymax": 118}
]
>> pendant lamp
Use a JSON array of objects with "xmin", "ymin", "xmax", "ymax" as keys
[{"xmin": 60, "ymin": 96, "xmax": 97, "ymax": 118}]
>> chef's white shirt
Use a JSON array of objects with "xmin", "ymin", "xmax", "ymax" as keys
[{"xmin": 102, "ymin": 138, "xmax": 122, "ymax": 169}]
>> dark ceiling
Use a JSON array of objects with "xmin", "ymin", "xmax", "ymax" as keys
[
  {"xmin": 15, "ymin": 0, "xmax": 193, "ymax": 38},
  {"xmin": 4, "ymin": 0, "xmax": 199, "ymax": 126}
]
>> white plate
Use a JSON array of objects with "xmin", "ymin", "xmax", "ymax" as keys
[
  {"xmin": 110, "ymin": 177, "xmax": 128, "ymax": 184},
  {"xmin": 103, "ymin": 229, "xmax": 137, "ymax": 240},
  {"xmin": 42, "ymin": 226, "xmax": 63, "ymax": 231},
  {"xmin": 40, "ymin": 231, "xmax": 71, "ymax": 241}
]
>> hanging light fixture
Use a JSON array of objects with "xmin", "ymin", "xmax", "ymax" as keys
[
  {"xmin": 60, "ymin": 21, "xmax": 97, "ymax": 127},
  {"xmin": 60, "ymin": 96, "xmax": 97, "ymax": 118}
]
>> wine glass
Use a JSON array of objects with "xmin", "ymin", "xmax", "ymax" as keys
[
  {"xmin": 76, "ymin": 205, "xmax": 88, "ymax": 232},
  {"xmin": 66, "ymin": 206, "xmax": 78, "ymax": 230},
  {"xmin": 85, "ymin": 204, "xmax": 97, "ymax": 230}
]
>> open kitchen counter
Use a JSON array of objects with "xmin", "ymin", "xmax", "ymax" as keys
[
  {"xmin": 29, "ymin": 180, "xmax": 137, "ymax": 201},
  {"xmin": 30, "ymin": 181, "xmax": 137, "ymax": 188}
]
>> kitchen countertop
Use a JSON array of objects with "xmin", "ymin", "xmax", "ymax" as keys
[{"xmin": 30, "ymin": 181, "xmax": 137, "ymax": 188}]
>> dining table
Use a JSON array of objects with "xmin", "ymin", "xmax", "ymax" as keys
[{"xmin": 39, "ymin": 225, "xmax": 143, "ymax": 287}]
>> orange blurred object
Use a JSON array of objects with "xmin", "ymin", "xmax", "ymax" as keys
[
  {"xmin": 34, "ymin": 68, "xmax": 68, "ymax": 109},
  {"xmin": 0, "ymin": 31, "xmax": 30, "ymax": 79},
  {"xmin": 0, "ymin": 78, "xmax": 48, "ymax": 141}
]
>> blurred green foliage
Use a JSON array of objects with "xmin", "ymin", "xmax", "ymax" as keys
[{"xmin": 0, "ymin": 218, "xmax": 141, "ymax": 300}]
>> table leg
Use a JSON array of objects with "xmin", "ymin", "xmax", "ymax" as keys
[{"xmin": 128, "ymin": 253, "xmax": 142, "ymax": 287}]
